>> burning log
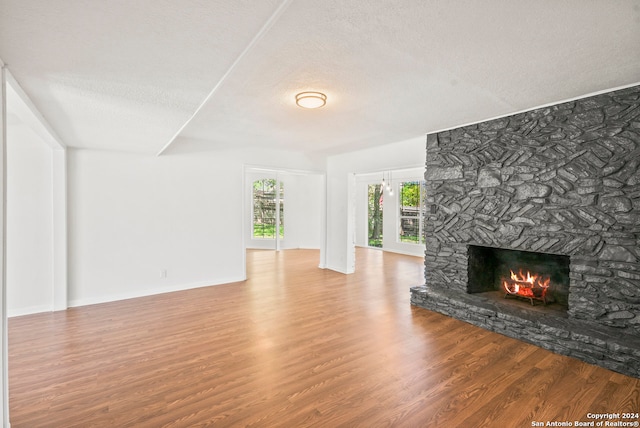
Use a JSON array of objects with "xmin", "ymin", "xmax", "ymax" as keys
[{"xmin": 503, "ymin": 270, "xmax": 550, "ymax": 305}]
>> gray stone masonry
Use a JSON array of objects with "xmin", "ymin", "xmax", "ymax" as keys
[{"xmin": 412, "ymin": 85, "xmax": 640, "ymax": 378}]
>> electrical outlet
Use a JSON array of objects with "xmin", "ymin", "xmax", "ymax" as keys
[{"xmin": 160, "ymin": 269, "xmax": 167, "ymax": 279}]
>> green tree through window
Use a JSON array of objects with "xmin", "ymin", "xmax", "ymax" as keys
[
  {"xmin": 253, "ymin": 179, "xmax": 284, "ymax": 239},
  {"xmin": 368, "ymin": 184, "xmax": 383, "ymax": 247},
  {"xmin": 399, "ymin": 181, "xmax": 426, "ymax": 244}
]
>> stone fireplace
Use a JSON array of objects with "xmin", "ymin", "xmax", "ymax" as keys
[{"xmin": 410, "ymin": 85, "xmax": 640, "ymax": 378}]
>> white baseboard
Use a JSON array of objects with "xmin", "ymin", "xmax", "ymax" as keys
[
  {"xmin": 68, "ymin": 276, "xmax": 246, "ymax": 308},
  {"xmin": 8, "ymin": 304, "xmax": 54, "ymax": 318},
  {"xmin": 324, "ymin": 264, "xmax": 355, "ymax": 275},
  {"xmin": 382, "ymin": 248, "xmax": 425, "ymax": 257},
  {"xmin": 355, "ymin": 245, "xmax": 424, "ymax": 258}
]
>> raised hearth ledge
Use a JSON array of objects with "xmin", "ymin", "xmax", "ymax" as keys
[{"xmin": 410, "ymin": 285, "xmax": 640, "ymax": 378}]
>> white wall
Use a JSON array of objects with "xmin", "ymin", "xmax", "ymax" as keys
[
  {"xmin": 355, "ymin": 168, "xmax": 425, "ymax": 257},
  {"xmin": 6, "ymin": 116, "xmax": 55, "ymax": 316},
  {"xmin": 288, "ymin": 173, "xmax": 323, "ymax": 249},
  {"xmin": 355, "ymin": 177, "xmax": 369, "ymax": 248},
  {"xmin": 245, "ymin": 169, "xmax": 323, "ymax": 251},
  {"xmin": 1, "ymin": 62, "xmax": 9, "ymax": 427},
  {"xmin": 5, "ymin": 75, "xmax": 68, "ymax": 315},
  {"xmin": 326, "ymin": 136, "xmax": 426, "ymax": 273},
  {"xmin": 68, "ymin": 147, "xmax": 323, "ymax": 307},
  {"xmin": 325, "ymin": 164, "xmax": 354, "ymax": 274}
]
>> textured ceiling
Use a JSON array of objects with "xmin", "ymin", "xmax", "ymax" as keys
[{"xmin": 1, "ymin": 0, "xmax": 639, "ymax": 156}]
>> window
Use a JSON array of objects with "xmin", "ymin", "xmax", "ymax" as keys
[
  {"xmin": 398, "ymin": 180, "xmax": 426, "ymax": 244},
  {"xmin": 252, "ymin": 179, "xmax": 284, "ymax": 239},
  {"xmin": 367, "ymin": 184, "xmax": 383, "ymax": 247}
]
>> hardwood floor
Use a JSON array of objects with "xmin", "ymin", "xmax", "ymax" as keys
[{"xmin": 9, "ymin": 248, "xmax": 640, "ymax": 427}]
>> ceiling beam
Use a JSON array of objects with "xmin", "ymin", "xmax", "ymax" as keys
[
  {"xmin": 5, "ymin": 70, "xmax": 66, "ymax": 150},
  {"xmin": 156, "ymin": 0, "xmax": 294, "ymax": 157}
]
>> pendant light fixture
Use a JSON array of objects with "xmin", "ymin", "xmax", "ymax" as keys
[{"xmin": 381, "ymin": 171, "xmax": 393, "ymax": 196}]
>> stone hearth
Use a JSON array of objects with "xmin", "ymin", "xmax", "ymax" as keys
[{"xmin": 411, "ymin": 85, "xmax": 640, "ymax": 378}]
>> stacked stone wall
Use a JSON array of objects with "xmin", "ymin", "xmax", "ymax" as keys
[{"xmin": 413, "ymin": 85, "xmax": 640, "ymax": 377}]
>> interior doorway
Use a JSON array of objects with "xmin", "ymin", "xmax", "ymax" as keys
[
  {"xmin": 251, "ymin": 177, "xmax": 285, "ymax": 250},
  {"xmin": 243, "ymin": 166, "xmax": 326, "ymax": 270}
]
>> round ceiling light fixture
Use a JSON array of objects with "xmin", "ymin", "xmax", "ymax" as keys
[{"xmin": 295, "ymin": 91, "xmax": 327, "ymax": 109}]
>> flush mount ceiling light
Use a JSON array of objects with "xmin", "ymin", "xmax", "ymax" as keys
[{"xmin": 295, "ymin": 91, "xmax": 327, "ymax": 109}]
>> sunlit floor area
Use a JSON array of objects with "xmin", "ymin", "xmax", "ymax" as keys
[{"xmin": 8, "ymin": 248, "xmax": 639, "ymax": 427}]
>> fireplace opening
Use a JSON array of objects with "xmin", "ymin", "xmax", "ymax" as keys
[{"xmin": 467, "ymin": 245, "xmax": 570, "ymax": 310}]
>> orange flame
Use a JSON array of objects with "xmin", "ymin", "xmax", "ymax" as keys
[
  {"xmin": 503, "ymin": 270, "xmax": 550, "ymax": 298},
  {"xmin": 508, "ymin": 270, "xmax": 550, "ymax": 288}
]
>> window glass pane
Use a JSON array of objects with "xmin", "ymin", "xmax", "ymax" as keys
[
  {"xmin": 252, "ymin": 179, "xmax": 284, "ymax": 239},
  {"xmin": 399, "ymin": 180, "xmax": 425, "ymax": 244},
  {"xmin": 279, "ymin": 181, "xmax": 284, "ymax": 238},
  {"xmin": 367, "ymin": 184, "xmax": 383, "ymax": 247},
  {"xmin": 399, "ymin": 218, "xmax": 420, "ymax": 243},
  {"xmin": 400, "ymin": 181, "xmax": 420, "ymax": 217}
]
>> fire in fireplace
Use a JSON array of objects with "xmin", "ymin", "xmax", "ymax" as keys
[
  {"xmin": 502, "ymin": 269, "xmax": 550, "ymax": 305},
  {"xmin": 467, "ymin": 245, "xmax": 570, "ymax": 310}
]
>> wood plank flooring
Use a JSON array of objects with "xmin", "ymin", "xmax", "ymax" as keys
[{"xmin": 9, "ymin": 248, "xmax": 640, "ymax": 427}]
